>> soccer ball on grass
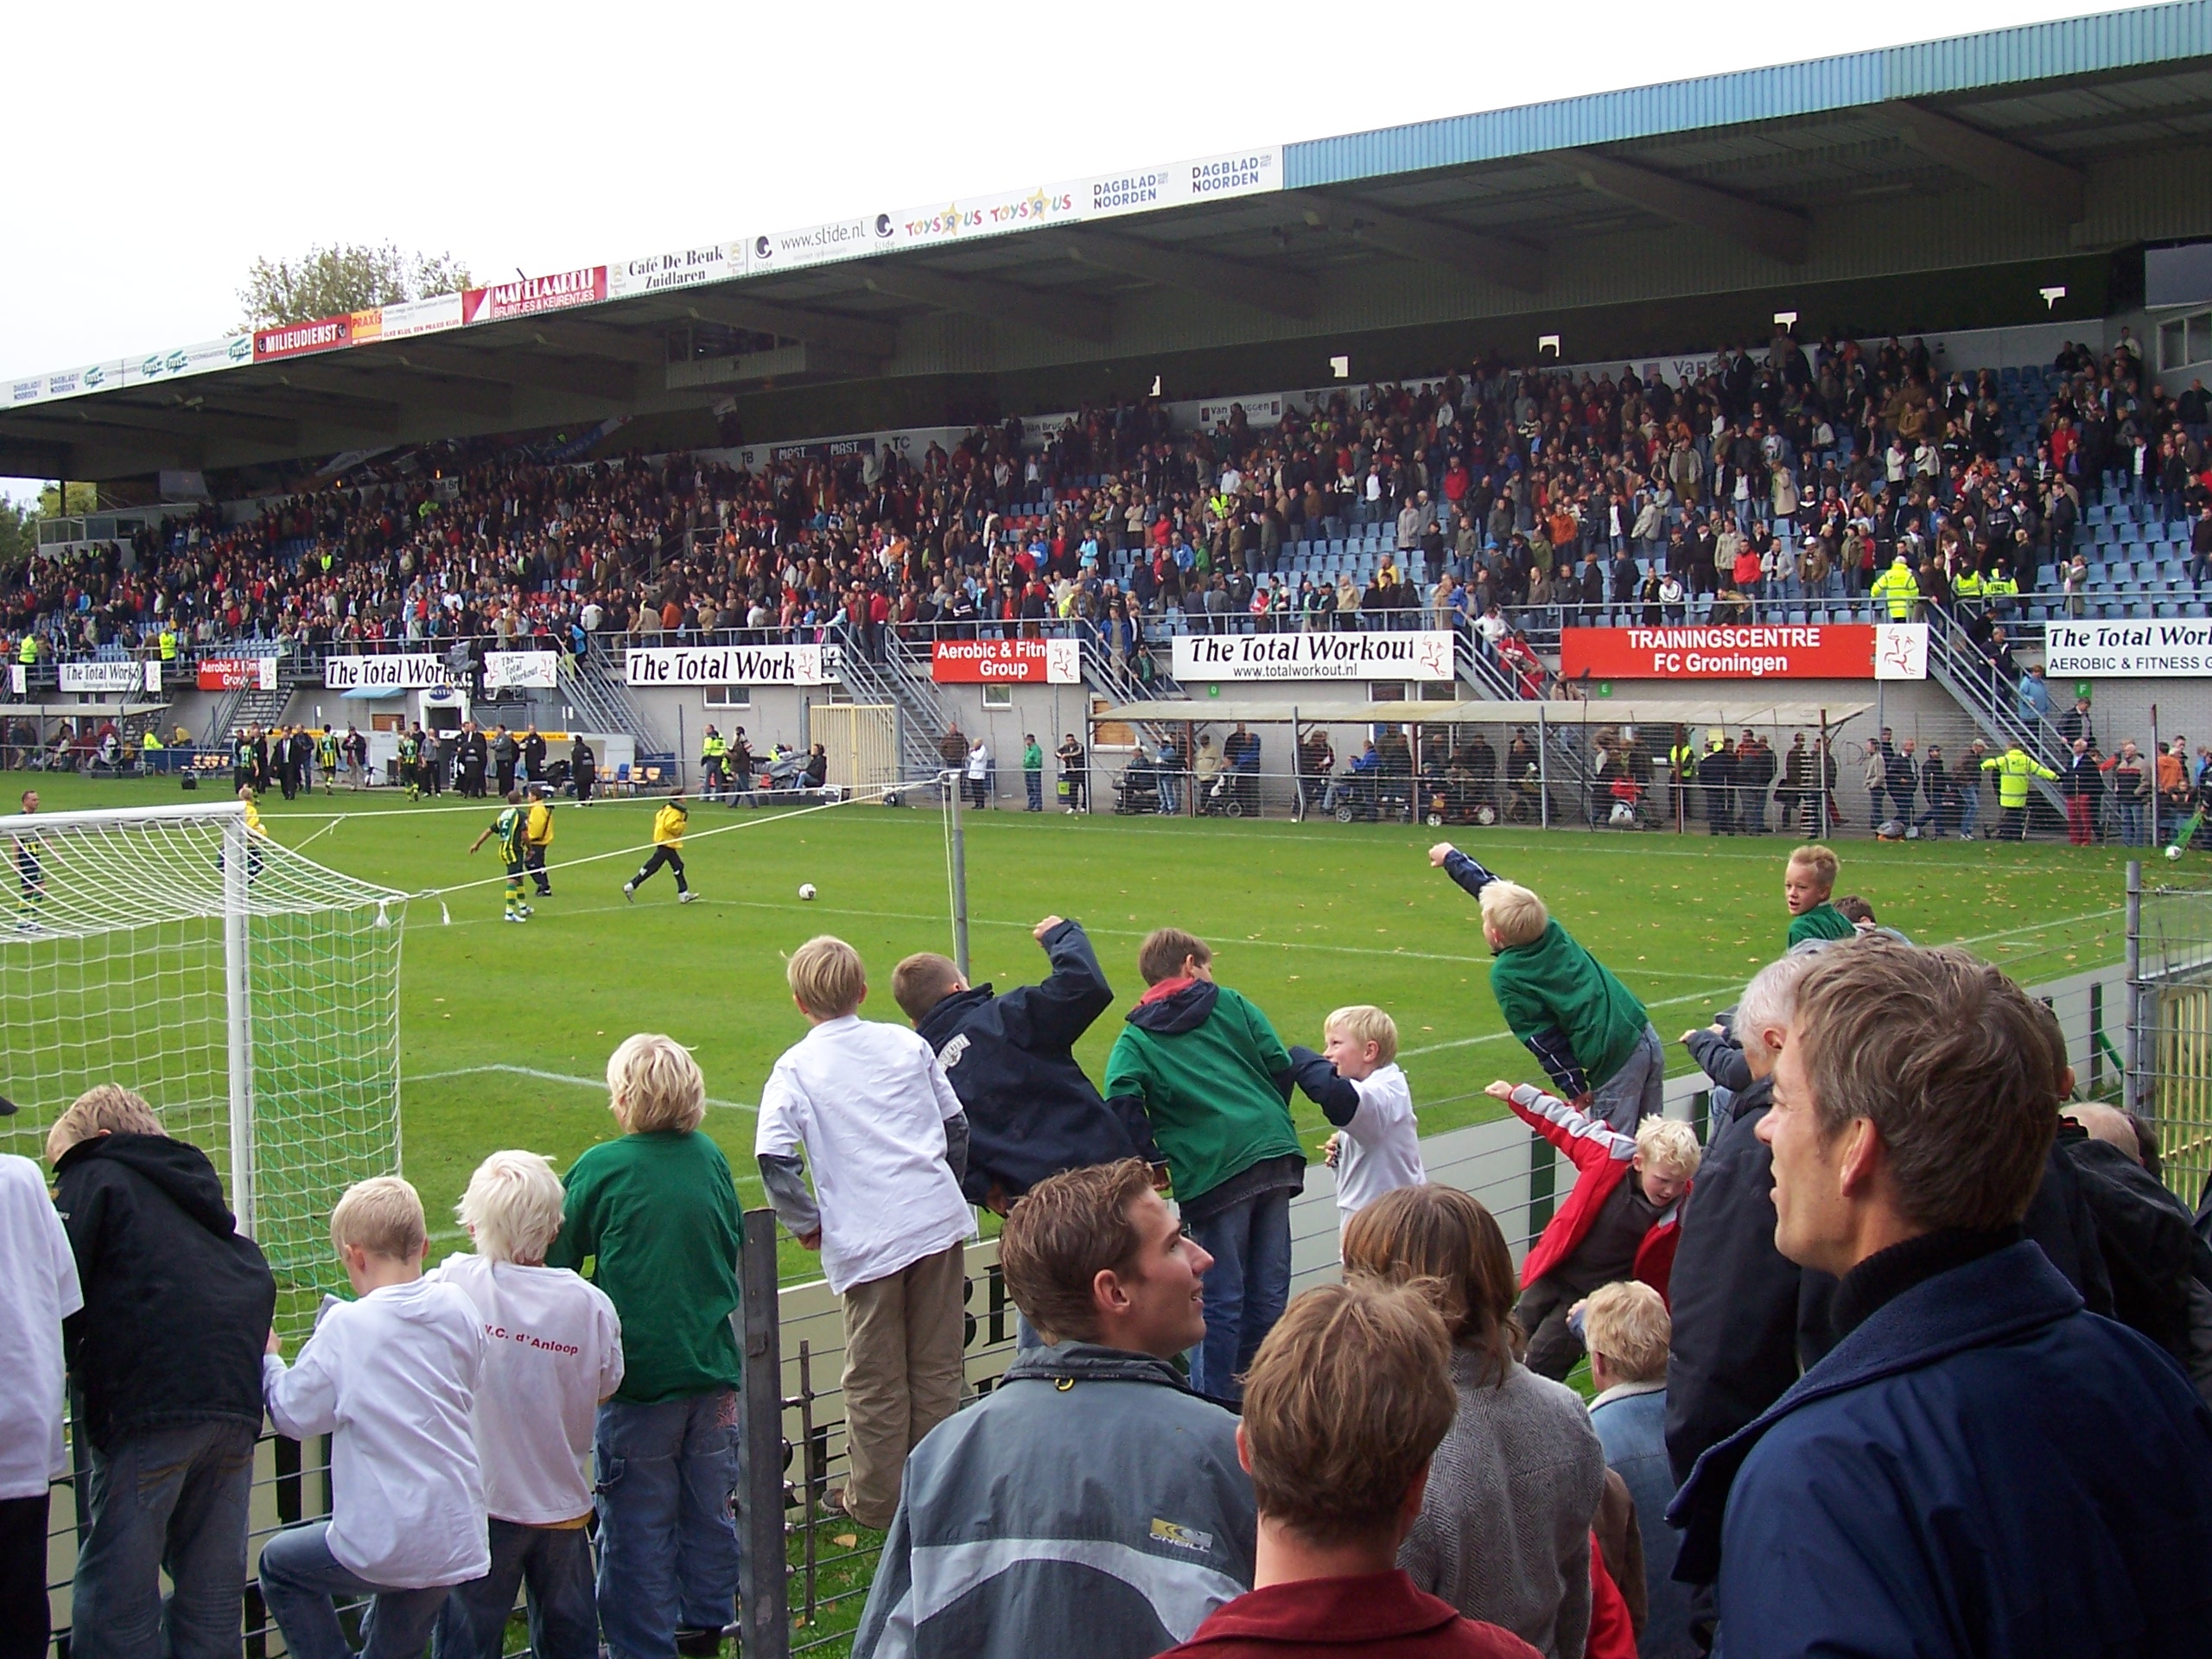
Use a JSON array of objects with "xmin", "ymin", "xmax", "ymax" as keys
[
  {"xmin": 798, "ymin": 882, "xmax": 818, "ymax": 899},
  {"xmin": 2167, "ymin": 845, "xmax": 2185, "ymax": 862}
]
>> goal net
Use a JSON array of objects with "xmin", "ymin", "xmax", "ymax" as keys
[{"xmin": 0, "ymin": 802, "xmax": 406, "ymax": 1332}]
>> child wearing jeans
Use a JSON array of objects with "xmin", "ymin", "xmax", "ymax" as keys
[
  {"xmin": 544, "ymin": 1034, "xmax": 743, "ymax": 1659},
  {"xmin": 429, "ymin": 1152, "xmax": 625, "ymax": 1659},
  {"xmin": 1287, "ymin": 1005, "xmax": 1426, "ymax": 1237},
  {"xmin": 258, "ymin": 1178, "xmax": 487, "ymax": 1659}
]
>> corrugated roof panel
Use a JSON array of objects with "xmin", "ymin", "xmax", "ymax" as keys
[{"xmin": 1286, "ymin": 1, "xmax": 2212, "ymax": 188}]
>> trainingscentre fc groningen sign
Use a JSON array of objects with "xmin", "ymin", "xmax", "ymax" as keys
[
  {"xmin": 2044, "ymin": 620, "xmax": 2212, "ymax": 677},
  {"xmin": 1171, "ymin": 631, "xmax": 1456, "ymax": 682}
]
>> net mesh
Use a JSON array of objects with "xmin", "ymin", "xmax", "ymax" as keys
[{"xmin": 0, "ymin": 804, "xmax": 405, "ymax": 1333}]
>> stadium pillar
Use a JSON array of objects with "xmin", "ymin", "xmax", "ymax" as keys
[
  {"xmin": 736, "ymin": 1208, "xmax": 791, "ymax": 1659},
  {"xmin": 2125, "ymin": 859, "xmax": 2144, "ymax": 1122},
  {"xmin": 222, "ymin": 810, "xmax": 256, "ymax": 1236},
  {"xmin": 946, "ymin": 770, "xmax": 971, "ymax": 979}
]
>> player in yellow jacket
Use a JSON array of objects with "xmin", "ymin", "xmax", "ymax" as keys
[
  {"xmin": 624, "ymin": 789, "xmax": 696, "ymax": 903},
  {"xmin": 523, "ymin": 783, "xmax": 556, "ymax": 898}
]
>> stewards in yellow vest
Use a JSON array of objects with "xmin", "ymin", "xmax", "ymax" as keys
[
  {"xmin": 157, "ymin": 627, "xmax": 178, "ymax": 661},
  {"xmin": 1951, "ymin": 568, "xmax": 1984, "ymax": 605},
  {"xmin": 1872, "ymin": 555, "xmax": 1921, "ymax": 620},
  {"xmin": 1981, "ymin": 746, "xmax": 2057, "ymax": 841},
  {"xmin": 17, "ymin": 634, "xmax": 37, "ymax": 665}
]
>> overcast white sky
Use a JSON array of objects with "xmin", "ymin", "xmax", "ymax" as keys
[{"xmin": 3, "ymin": 0, "xmax": 2137, "ymax": 501}]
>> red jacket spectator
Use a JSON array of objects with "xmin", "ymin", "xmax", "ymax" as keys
[
  {"xmin": 1162, "ymin": 1571, "xmax": 1538, "ymax": 1658},
  {"xmin": 1504, "ymin": 1089, "xmax": 1685, "ymax": 1299}
]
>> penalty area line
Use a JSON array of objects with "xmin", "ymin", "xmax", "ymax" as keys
[{"xmin": 404, "ymin": 1061, "xmax": 757, "ymax": 1113}]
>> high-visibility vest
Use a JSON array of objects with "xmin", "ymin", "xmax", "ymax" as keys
[
  {"xmin": 1872, "ymin": 561, "xmax": 1920, "ymax": 620},
  {"xmin": 157, "ymin": 629, "xmax": 178, "ymax": 660},
  {"xmin": 17, "ymin": 636, "xmax": 36, "ymax": 664},
  {"xmin": 1669, "ymin": 744, "xmax": 1698, "ymax": 779},
  {"xmin": 1982, "ymin": 748, "xmax": 2056, "ymax": 807},
  {"xmin": 142, "ymin": 731, "xmax": 164, "ymax": 752},
  {"xmin": 1986, "ymin": 574, "xmax": 2019, "ymax": 600},
  {"xmin": 1952, "ymin": 570, "xmax": 1984, "ymax": 601},
  {"xmin": 701, "ymin": 734, "xmax": 728, "ymax": 764}
]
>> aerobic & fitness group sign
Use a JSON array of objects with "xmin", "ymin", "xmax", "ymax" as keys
[{"xmin": 2044, "ymin": 620, "xmax": 2212, "ymax": 677}]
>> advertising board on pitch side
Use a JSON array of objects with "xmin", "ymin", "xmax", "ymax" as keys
[
  {"xmin": 58, "ymin": 660, "xmax": 158, "ymax": 694},
  {"xmin": 2044, "ymin": 620, "xmax": 2212, "ymax": 677},
  {"xmin": 930, "ymin": 639, "xmax": 1082, "ymax": 684},
  {"xmin": 198, "ymin": 657, "xmax": 279, "ymax": 691},
  {"xmin": 1559, "ymin": 624, "xmax": 1928, "ymax": 681},
  {"xmin": 322, "ymin": 652, "xmax": 563, "ymax": 690}
]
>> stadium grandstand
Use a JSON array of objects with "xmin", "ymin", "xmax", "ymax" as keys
[{"xmin": 10, "ymin": 1, "xmax": 2212, "ymax": 840}]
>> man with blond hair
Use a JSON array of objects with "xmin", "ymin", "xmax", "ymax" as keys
[
  {"xmin": 855, "ymin": 1160, "xmax": 1255, "ymax": 1658},
  {"xmin": 260, "ymin": 1176, "xmax": 488, "ymax": 1659},
  {"xmin": 1429, "ymin": 843, "xmax": 1662, "ymax": 1133},
  {"xmin": 48, "ymin": 1084, "xmax": 276, "ymax": 1659},
  {"xmin": 756, "ymin": 937, "xmax": 976, "ymax": 1528},
  {"xmin": 546, "ymin": 1034, "xmax": 741, "ymax": 1659},
  {"xmin": 1160, "ymin": 1281, "xmax": 1538, "ymax": 1657},
  {"xmin": 430, "ymin": 1152, "xmax": 624, "ymax": 1659},
  {"xmin": 1672, "ymin": 941, "xmax": 2212, "ymax": 1655}
]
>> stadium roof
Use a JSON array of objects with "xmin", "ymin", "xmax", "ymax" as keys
[{"xmin": 12, "ymin": 1, "xmax": 2212, "ymax": 483}]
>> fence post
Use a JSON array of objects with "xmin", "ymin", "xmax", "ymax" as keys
[
  {"xmin": 2125, "ymin": 859, "xmax": 2144, "ymax": 1120},
  {"xmin": 737, "ymin": 1209, "xmax": 791, "ymax": 1659},
  {"xmin": 1527, "ymin": 1128, "xmax": 1555, "ymax": 1236}
]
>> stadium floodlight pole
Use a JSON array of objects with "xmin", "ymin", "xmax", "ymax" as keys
[
  {"xmin": 221, "ymin": 810, "xmax": 256, "ymax": 1238},
  {"xmin": 943, "ymin": 767, "xmax": 970, "ymax": 980}
]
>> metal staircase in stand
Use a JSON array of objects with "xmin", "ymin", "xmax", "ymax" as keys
[
  {"xmin": 204, "ymin": 678, "xmax": 293, "ymax": 745},
  {"xmin": 850, "ymin": 634, "xmax": 957, "ymax": 780},
  {"xmin": 560, "ymin": 651, "xmax": 667, "ymax": 755},
  {"xmin": 1921, "ymin": 621, "xmax": 2070, "ymax": 822},
  {"xmin": 1453, "ymin": 634, "xmax": 1598, "ymax": 823}
]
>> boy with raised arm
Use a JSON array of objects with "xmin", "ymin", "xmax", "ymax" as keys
[
  {"xmin": 258, "ymin": 1178, "xmax": 487, "ymax": 1659},
  {"xmin": 1428, "ymin": 843, "xmax": 1662, "ymax": 1133}
]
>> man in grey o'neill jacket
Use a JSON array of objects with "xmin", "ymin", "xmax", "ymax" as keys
[{"xmin": 852, "ymin": 1159, "xmax": 1256, "ymax": 1659}]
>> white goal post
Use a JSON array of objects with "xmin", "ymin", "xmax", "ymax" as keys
[{"xmin": 0, "ymin": 801, "xmax": 405, "ymax": 1327}]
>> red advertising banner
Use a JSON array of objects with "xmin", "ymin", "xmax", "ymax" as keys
[
  {"xmin": 931, "ymin": 638, "xmax": 1081, "ymax": 684},
  {"xmin": 197, "ymin": 657, "xmax": 276, "ymax": 690},
  {"xmin": 252, "ymin": 315, "xmax": 353, "ymax": 361},
  {"xmin": 1560, "ymin": 624, "xmax": 1885, "ymax": 680},
  {"xmin": 461, "ymin": 267, "xmax": 609, "ymax": 325}
]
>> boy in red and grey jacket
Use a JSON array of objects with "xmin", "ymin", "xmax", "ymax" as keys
[{"xmin": 1484, "ymin": 1081, "xmax": 1700, "ymax": 1381}]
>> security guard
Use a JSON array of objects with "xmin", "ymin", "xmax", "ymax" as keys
[
  {"xmin": 157, "ymin": 626, "xmax": 178, "ymax": 663},
  {"xmin": 17, "ymin": 632, "xmax": 38, "ymax": 667},
  {"xmin": 700, "ymin": 724, "xmax": 730, "ymax": 804},
  {"xmin": 523, "ymin": 782, "xmax": 556, "ymax": 897},
  {"xmin": 140, "ymin": 726, "xmax": 164, "ymax": 774},
  {"xmin": 1981, "ymin": 744, "xmax": 2057, "ymax": 842},
  {"xmin": 1986, "ymin": 564, "xmax": 2020, "ymax": 615},
  {"xmin": 1668, "ymin": 728, "xmax": 1700, "ymax": 826},
  {"xmin": 1871, "ymin": 553, "xmax": 1921, "ymax": 621},
  {"xmin": 1951, "ymin": 565, "xmax": 1984, "ymax": 610}
]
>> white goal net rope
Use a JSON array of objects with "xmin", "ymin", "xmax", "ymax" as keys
[{"xmin": 0, "ymin": 803, "xmax": 405, "ymax": 1329}]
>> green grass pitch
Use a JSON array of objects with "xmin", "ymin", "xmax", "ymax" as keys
[{"xmin": 13, "ymin": 775, "xmax": 2133, "ymax": 1279}]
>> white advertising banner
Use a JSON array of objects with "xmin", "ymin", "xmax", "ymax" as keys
[
  {"xmin": 1872, "ymin": 623, "xmax": 1929, "ymax": 681},
  {"xmin": 625, "ymin": 644, "xmax": 840, "ymax": 686},
  {"xmin": 1172, "ymin": 630, "xmax": 1457, "ymax": 683},
  {"xmin": 2044, "ymin": 620, "xmax": 2212, "ymax": 677},
  {"xmin": 322, "ymin": 651, "xmax": 562, "ymax": 690},
  {"xmin": 609, "ymin": 242, "xmax": 741, "ymax": 299},
  {"xmin": 58, "ymin": 660, "xmax": 157, "ymax": 694},
  {"xmin": 744, "ymin": 146, "xmax": 1281, "ymax": 277}
]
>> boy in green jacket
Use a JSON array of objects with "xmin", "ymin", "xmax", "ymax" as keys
[
  {"xmin": 1784, "ymin": 843, "xmax": 1857, "ymax": 947},
  {"xmin": 1429, "ymin": 842, "xmax": 1662, "ymax": 1133},
  {"xmin": 1104, "ymin": 927, "xmax": 1302, "ymax": 1402}
]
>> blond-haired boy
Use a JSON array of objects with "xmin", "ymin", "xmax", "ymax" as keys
[
  {"xmin": 258, "ymin": 1177, "xmax": 487, "ymax": 1659},
  {"xmin": 1783, "ymin": 844, "xmax": 1854, "ymax": 947},
  {"xmin": 428, "ymin": 1152, "xmax": 623, "ymax": 1659},
  {"xmin": 754, "ymin": 936, "xmax": 976, "ymax": 1528},
  {"xmin": 1287, "ymin": 1005, "xmax": 1426, "ymax": 1230}
]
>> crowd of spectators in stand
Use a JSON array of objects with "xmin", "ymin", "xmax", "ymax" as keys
[{"xmin": 3, "ymin": 331, "xmax": 2194, "ymax": 686}]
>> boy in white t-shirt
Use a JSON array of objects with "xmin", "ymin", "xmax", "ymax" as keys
[
  {"xmin": 259, "ymin": 1177, "xmax": 489, "ymax": 1659},
  {"xmin": 1287, "ymin": 1005, "xmax": 1426, "ymax": 1235},
  {"xmin": 0, "ymin": 1145, "xmax": 82, "ymax": 1656},
  {"xmin": 429, "ymin": 1152, "xmax": 624, "ymax": 1659},
  {"xmin": 755, "ymin": 935, "xmax": 977, "ymax": 1529}
]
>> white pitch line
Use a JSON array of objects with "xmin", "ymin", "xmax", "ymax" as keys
[{"xmin": 404, "ymin": 1062, "xmax": 757, "ymax": 1113}]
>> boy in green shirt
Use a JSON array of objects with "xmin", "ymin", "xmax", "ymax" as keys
[
  {"xmin": 1784, "ymin": 843, "xmax": 1856, "ymax": 948},
  {"xmin": 544, "ymin": 1033, "xmax": 742, "ymax": 1659},
  {"xmin": 1429, "ymin": 842, "xmax": 1663, "ymax": 1133},
  {"xmin": 1104, "ymin": 927, "xmax": 1301, "ymax": 1402}
]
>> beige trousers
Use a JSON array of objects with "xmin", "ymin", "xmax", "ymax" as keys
[{"xmin": 837, "ymin": 1240, "xmax": 968, "ymax": 1528}]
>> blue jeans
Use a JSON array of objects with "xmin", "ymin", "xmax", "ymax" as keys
[
  {"xmin": 1026, "ymin": 771, "xmax": 1043, "ymax": 810},
  {"xmin": 2120, "ymin": 800, "xmax": 2146, "ymax": 846},
  {"xmin": 1959, "ymin": 790, "xmax": 1981, "ymax": 838},
  {"xmin": 433, "ymin": 1519, "xmax": 597, "ymax": 1659},
  {"xmin": 73, "ymin": 1420, "xmax": 257, "ymax": 1659},
  {"xmin": 593, "ymin": 1392, "xmax": 740, "ymax": 1659},
  {"xmin": 1590, "ymin": 1024, "xmax": 1665, "ymax": 1135},
  {"xmin": 257, "ymin": 1520, "xmax": 450, "ymax": 1659},
  {"xmin": 1185, "ymin": 1184, "xmax": 1294, "ymax": 1402}
]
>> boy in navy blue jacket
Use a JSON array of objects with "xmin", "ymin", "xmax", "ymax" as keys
[{"xmin": 894, "ymin": 916, "xmax": 1145, "ymax": 1214}]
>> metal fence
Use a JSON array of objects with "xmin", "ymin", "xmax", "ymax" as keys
[{"xmin": 2126, "ymin": 862, "xmax": 2212, "ymax": 1206}]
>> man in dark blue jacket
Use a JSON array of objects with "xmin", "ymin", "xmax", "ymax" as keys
[
  {"xmin": 1670, "ymin": 939, "xmax": 2212, "ymax": 1657},
  {"xmin": 894, "ymin": 916, "xmax": 1144, "ymax": 1213}
]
